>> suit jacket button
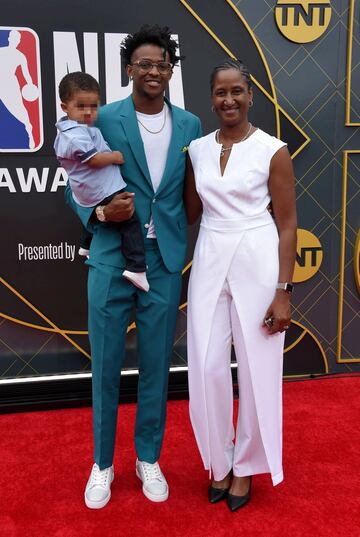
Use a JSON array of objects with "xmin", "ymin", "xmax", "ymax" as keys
[
  {"xmin": 144, "ymin": 223, "xmax": 150, "ymax": 229},
  {"xmin": 152, "ymin": 198, "xmax": 156, "ymax": 203}
]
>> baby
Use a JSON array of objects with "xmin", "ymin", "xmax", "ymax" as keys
[{"xmin": 54, "ymin": 72, "xmax": 149, "ymax": 292}]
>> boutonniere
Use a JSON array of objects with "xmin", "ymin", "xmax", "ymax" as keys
[{"xmin": 181, "ymin": 145, "xmax": 189, "ymax": 153}]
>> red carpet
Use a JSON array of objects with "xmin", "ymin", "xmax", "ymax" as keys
[{"xmin": 1, "ymin": 377, "xmax": 359, "ymax": 537}]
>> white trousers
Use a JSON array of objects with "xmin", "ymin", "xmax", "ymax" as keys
[{"xmin": 205, "ymin": 279, "xmax": 270, "ymax": 481}]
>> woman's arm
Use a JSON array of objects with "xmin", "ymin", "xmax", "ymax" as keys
[
  {"xmin": 264, "ymin": 146, "xmax": 297, "ymax": 334},
  {"xmin": 183, "ymin": 155, "xmax": 202, "ymax": 225}
]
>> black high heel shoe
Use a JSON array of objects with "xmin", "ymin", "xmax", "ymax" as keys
[
  {"xmin": 208, "ymin": 471, "xmax": 232, "ymax": 503},
  {"xmin": 208, "ymin": 484, "xmax": 230, "ymax": 504},
  {"xmin": 226, "ymin": 476, "xmax": 252, "ymax": 512}
]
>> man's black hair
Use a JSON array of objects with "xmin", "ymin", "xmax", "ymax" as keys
[
  {"xmin": 121, "ymin": 24, "xmax": 181, "ymax": 66},
  {"xmin": 59, "ymin": 72, "xmax": 100, "ymax": 102}
]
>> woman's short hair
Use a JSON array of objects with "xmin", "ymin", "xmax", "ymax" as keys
[
  {"xmin": 121, "ymin": 24, "xmax": 181, "ymax": 66},
  {"xmin": 210, "ymin": 59, "xmax": 252, "ymax": 92}
]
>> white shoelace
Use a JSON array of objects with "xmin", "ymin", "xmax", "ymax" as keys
[
  {"xmin": 141, "ymin": 462, "xmax": 163, "ymax": 482},
  {"xmin": 89, "ymin": 464, "xmax": 112, "ymax": 488}
]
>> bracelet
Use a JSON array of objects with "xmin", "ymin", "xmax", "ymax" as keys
[{"xmin": 276, "ymin": 282, "xmax": 294, "ymax": 293}]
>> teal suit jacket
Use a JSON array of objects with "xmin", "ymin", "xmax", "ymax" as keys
[{"xmin": 65, "ymin": 96, "xmax": 202, "ymax": 273}]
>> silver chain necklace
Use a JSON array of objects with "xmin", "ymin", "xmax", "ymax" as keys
[
  {"xmin": 216, "ymin": 122, "xmax": 252, "ymax": 157},
  {"xmin": 137, "ymin": 106, "xmax": 167, "ymax": 134}
]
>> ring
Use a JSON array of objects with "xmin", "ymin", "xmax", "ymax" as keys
[{"xmin": 264, "ymin": 317, "xmax": 274, "ymax": 328}]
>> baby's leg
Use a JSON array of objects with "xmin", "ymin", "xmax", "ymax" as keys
[
  {"xmin": 79, "ymin": 225, "xmax": 92, "ymax": 258},
  {"xmin": 119, "ymin": 212, "xmax": 149, "ymax": 292}
]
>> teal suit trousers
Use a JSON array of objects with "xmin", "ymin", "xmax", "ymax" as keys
[{"xmin": 88, "ymin": 240, "xmax": 182, "ymax": 468}]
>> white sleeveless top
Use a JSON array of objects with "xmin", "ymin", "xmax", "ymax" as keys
[{"xmin": 188, "ymin": 128, "xmax": 286, "ymax": 219}]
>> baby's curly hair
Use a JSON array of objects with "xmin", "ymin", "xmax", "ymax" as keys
[{"xmin": 121, "ymin": 24, "xmax": 181, "ymax": 66}]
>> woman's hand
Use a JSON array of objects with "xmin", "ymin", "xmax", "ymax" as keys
[{"xmin": 263, "ymin": 290, "xmax": 291, "ymax": 334}]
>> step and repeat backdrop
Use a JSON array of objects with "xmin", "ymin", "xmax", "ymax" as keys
[{"xmin": 0, "ymin": 0, "xmax": 359, "ymax": 391}]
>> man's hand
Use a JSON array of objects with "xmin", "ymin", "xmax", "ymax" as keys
[{"xmin": 103, "ymin": 192, "xmax": 135, "ymax": 222}]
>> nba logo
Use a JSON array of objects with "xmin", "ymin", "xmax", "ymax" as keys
[{"xmin": 0, "ymin": 27, "xmax": 43, "ymax": 152}]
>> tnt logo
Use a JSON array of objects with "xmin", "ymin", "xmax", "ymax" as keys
[
  {"xmin": 275, "ymin": 0, "xmax": 332, "ymax": 44},
  {"xmin": 0, "ymin": 27, "xmax": 43, "ymax": 152},
  {"xmin": 293, "ymin": 229, "xmax": 323, "ymax": 282}
]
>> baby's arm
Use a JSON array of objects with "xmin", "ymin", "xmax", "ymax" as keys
[{"xmin": 87, "ymin": 150, "xmax": 124, "ymax": 169}]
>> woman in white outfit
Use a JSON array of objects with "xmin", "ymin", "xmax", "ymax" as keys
[{"xmin": 184, "ymin": 60, "xmax": 297, "ymax": 512}]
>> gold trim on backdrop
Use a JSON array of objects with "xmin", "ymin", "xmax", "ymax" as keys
[
  {"xmin": 182, "ymin": 260, "xmax": 192, "ymax": 275},
  {"xmin": 178, "ymin": 0, "xmax": 310, "ymax": 156},
  {"xmin": 0, "ymin": 276, "xmax": 91, "ymax": 360},
  {"xmin": 0, "ymin": 240, "xmax": 196, "ymax": 339},
  {"xmin": 0, "ymin": 312, "xmax": 88, "ymax": 334},
  {"xmin": 178, "ymin": 0, "xmax": 234, "ymax": 56},
  {"xmin": 0, "ymin": 295, "xmax": 329, "ymax": 371},
  {"xmin": 283, "ymin": 327, "xmax": 306, "ymax": 353},
  {"xmin": 225, "ymin": 0, "xmax": 280, "ymax": 139},
  {"xmin": 337, "ymin": 150, "xmax": 360, "ymax": 362},
  {"xmin": 345, "ymin": 0, "xmax": 360, "ymax": 126},
  {"xmin": 284, "ymin": 320, "xmax": 329, "ymax": 370},
  {"xmin": 354, "ymin": 230, "xmax": 360, "ymax": 295}
]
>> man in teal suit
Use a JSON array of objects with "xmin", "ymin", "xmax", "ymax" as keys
[{"xmin": 65, "ymin": 25, "xmax": 201, "ymax": 508}]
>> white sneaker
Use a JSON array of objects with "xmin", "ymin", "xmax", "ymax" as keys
[
  {"xmin": 123, "ymin": 270, "xmax": 150, "ymax": 292},
  {"xmin": 136, "ymin": 459, "xmax": 169, "ymax": 502},
  {"xmin": 84, "ymin": 463, "xmax": 114, "ymax": 509}
]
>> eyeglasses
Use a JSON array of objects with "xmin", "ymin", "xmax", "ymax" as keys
[{"xmin": 131, "ymin": 60, "xmax": 173, "ymax": 74}]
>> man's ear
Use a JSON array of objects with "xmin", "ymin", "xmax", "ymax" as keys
[{"xmin": 126, "ymin": 64, "xmax": 133, "ymax": 80}]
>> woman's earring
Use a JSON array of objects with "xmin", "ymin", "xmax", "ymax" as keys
[
  {"xmin": 249, "ymin": 100, "xmax": 253, "ymax": 107},
  {"xmin": 129, "ymin": 76, "xmax": 133, "ymax": 81},
  {"xmin": 211, "ymin": 105, "xmax": 215, "ymax": 112}
]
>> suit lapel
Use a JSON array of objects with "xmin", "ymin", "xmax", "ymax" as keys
[
  {"xmin": 156, "ymin": 100, "xmax": 185, "ymax": 196},
  {"xmin": 120, "ymin": 97, "xmax": 152, "ymax": 188},
  {"xmin": 120, "ymin": 96, "xmax": 185, "ymax": 194}
]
